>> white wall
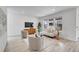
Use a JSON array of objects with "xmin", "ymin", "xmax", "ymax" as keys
[
  {"xmin": 7, "ymin": 9, "xmax": 39, "ymax": 36},
  {"xmin": 39, "ymin": 8, "xmax": 76, "ymax": 41},
  {"xmin": 76, "ymin": 7, "xmax": 79, "ymax": 41}
]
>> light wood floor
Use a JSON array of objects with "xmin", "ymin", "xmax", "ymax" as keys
[{"xmin": 5, "ymin": 36, "xmax": 79, "ymax": 52}]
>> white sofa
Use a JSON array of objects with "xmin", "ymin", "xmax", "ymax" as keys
[{"xmin": 42, "ymin": 26, "xmax": 58, "ymax": 38}]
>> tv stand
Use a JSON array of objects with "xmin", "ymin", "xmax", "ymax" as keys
[{"xmin": 21, "ymin": 27, "xmax": 36, "ymax": 38}]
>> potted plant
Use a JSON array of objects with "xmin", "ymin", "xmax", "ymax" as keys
[{"xmin": 37, "ymin": 22, "xmax": 42, "ymax": 35}]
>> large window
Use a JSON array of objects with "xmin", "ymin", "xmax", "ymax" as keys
[
  {"xmin": 43, "ymin": 16, "xmax": 62, "ymax": 31},
  {"xmin": 55, "ymin": 17, "xmax": 62, "ymax": 31}
]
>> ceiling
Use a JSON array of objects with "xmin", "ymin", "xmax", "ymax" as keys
[{"xmin": 7, "ymin": 6, "xmax": 76, "ymax": 17}]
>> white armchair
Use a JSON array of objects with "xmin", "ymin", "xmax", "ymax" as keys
[
  {"xmin": 21, "ymin": 30, "xmax": 28, "ymax": 38},
  {"xmin": 28, "ymin": 36, "xmax": 43, "ymax": 51}
]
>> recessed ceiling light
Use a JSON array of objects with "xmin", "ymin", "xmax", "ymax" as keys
[
  {"xmin": 21, "ymin": 10, "xmax": 25, "ymax": 14},
  {"xmin": 52, "ymin": 9, "xmax": 56, "ymax": 11}
]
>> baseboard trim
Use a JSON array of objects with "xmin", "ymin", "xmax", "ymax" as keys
[
  {"xmin": 60, "ymin": 36, "xmax": 76, "ymax": 41},
  {"xmin": 8, "ymin": 35, "xmax": 21, "ymax": 37}
]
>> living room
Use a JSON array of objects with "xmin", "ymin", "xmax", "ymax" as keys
[
  {"xmin": 7, "ymin": 6, "xmax": 76, "ymax": 40},
  {"xmin": 0, "ymin": 6, "xmax": 79, "ymax": 52}
]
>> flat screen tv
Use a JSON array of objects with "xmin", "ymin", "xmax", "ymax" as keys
[
  {"xmin": 25, "ymin": 22, "xmax": 33, "ymax": 28},
  {"xmin": 49, "ymin": 23, "xmax": 53, "ymax": 26}
]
